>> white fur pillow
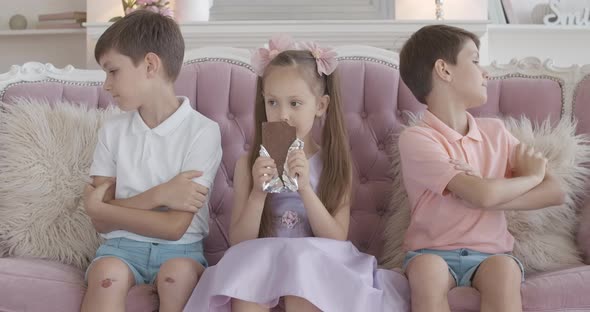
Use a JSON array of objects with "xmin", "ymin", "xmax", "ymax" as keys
[
  {"xmin": 380, "ymin": 116, "xmax": 590, "ymax": 274},
  {"xmin": 0, "ymin": 98, "xmax": 118, "ymax": 270}
]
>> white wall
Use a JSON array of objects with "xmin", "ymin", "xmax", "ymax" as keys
[
  {"xmin": 87, "ymin": 0, "xmax": 121, "ymax": 23},
  {"xmin": 487, "ymin": 25, "xmax": 590, "ymax": 66},
  {"xmin": 0, "ymin": 34, "xmax": 87, "ymax": 72},
  {"xmin": 0, "ymin": 0, "xmax": 86, "ymax": 72}
]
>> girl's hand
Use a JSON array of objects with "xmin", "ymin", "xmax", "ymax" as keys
[
  {"xmin": 252, "ymin": 156, "xmax": 277, "ymax": 193},
  {"xmin": 288, "ymin": 150, "xmax": 311, "ymax": 193},
  {"xmin": 449, "ymin": 159, "xmax": 482, "ymax": 178}
]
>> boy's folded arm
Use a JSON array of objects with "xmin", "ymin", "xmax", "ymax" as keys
[
  {"xmin": 92, "ymin": 176, "xmax": 162, "ymax": 210},
  {"xmin": 108, "ymin": 190, "xmax": 162, "ymax": 210},
  {"xmin": 446, "ymin": 173, "xmax": 544, "ymax": 209},
  {"xmin": 90, "ymin": 216, "xmax": 119, "ymax": 234},
  {"xmin": 90, "ymin": 202, "xmax": 193, "ymax": 241},
  {"xmin": 399, "ymin": 129, "xmax": 547, "ymax": 209},
  {"xmin": 489, "ymin": 172, "xmax": 566, "ymax": 211}
]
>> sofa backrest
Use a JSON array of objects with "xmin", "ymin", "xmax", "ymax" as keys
[
  {"xmin": 575, "ymin": 74, "xmax": 590, "ymax": 135},
  {"xmin": 165, "ymin": 49, "xmax": 578, "ymax": 264},
  {"xmin": 0, "ymin": 47, "xmax": 586, "ymax": 265}
]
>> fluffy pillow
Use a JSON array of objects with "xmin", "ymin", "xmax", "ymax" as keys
[
  {"xmin": 380, "ymin": 115, "xmax": 590, "ymax": 273},
  {"xmin": 0, "ymin": 98, "xmax": 118, "ymax": 270}
]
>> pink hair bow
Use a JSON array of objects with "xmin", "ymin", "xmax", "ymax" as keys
[
  {"xmin": 251, "ymin": 34, "xmax": 296, "ymax": 76},
  {"xmin": 299, "ymin": 41, "xmax": 338, "ymax": 76}
]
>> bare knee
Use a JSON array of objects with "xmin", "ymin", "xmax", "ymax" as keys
[
  {"xmin": 157, "ymin": 258, "xmax": 203, "ymax": 286},
  {"xmin": 406, "ymin": 254, "xmax": 453, "ymax": 286},
  {"xmin": 473, "ymin": 255, "xmax": 521, "ymax": 290},
  {"xmin": 473, "ymin": 256, "xmax": 522, "ymax": 312},
  {"xmin": 231, "ymin": 298, "xmax": 269, "ymax": 312},
  {"xmin": 406, "ymin": 254, "xmax": 455, "ymax": 295},
  {"xmin": 87, "ymin": 257, "xmax": 134, "ymax": 290},
  {"xmin": 284, "ymin": 296, "xmax": 320, "ymax": 312}
]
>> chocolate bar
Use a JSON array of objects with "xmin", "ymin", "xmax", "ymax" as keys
[{"xmin": 262, "ymin": 121, "xmax": 296, "ymax": 177}]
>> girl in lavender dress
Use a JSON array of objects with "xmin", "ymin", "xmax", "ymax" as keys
[{"xmin": 183, "ymin": 35, "xmax": 410, "ymax": 312}]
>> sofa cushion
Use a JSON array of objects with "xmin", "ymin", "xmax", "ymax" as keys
[
  {"xmin": 175, "ymin": 60, "xmax": 257, "ymax": 264},
  {"xmin": 381, "ymin": 115, "xmax": 590, "ymax": 273},
  {"xmin": 0, "ymin": 257, "xmax": 85, "ymax": 312},
  {"xmin": 0, "ymin": 257, "xmax": 157, "ymax": 312},
  {"xmin": 472, "ymin": 76, "xmax": 563, "ymax": 123},
  {"xmin": 446, "ymin": 265, "xmax": 590, "ymax": 312},
  {"xmin": 0, "ymin": 99, "xmax": 118, "ymax": 270},
  {"xmin": 579, "ymin": 200, "xmax": 590, "ymax": 263},
  {"xmin": 337, "ymin": 59, "xmax": 405, "ymax": 256},
  {"xmin": 397, "ymin": 77, "xmax": 564, "ymax": 125}
]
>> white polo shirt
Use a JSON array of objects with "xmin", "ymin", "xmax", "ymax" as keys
[{"xmin": 90, "ymin": 96, "xmax": 222, "ymax": 244}]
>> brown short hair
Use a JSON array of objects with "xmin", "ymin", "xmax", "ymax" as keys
[
  {"xmin": 94, "ymin": 10, "xmax": 184, "ymax": 81},
  {"xmin": 399, "ymin": 24, "xmax": 480, "ymax": 104}
]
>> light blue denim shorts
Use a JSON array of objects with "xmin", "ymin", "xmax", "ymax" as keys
[
  {"xmin": 85, "ymin": 237, "xmax": 208, "ymax": 286},
  {"xmin": 403, "ymin": 248, "xmax": 525, "ymax": 287}
]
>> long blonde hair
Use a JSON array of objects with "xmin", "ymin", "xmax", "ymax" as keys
[{"xmin": 249, "ymin": 50, "xmax": 353, "ymax": 238}]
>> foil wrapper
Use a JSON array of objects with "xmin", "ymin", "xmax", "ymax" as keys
[{"xmin": 260, "ymin": 138, "xmax": 304, "ymax": 193}]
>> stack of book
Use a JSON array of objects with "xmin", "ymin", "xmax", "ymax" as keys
[{"xmin": 37, "ymin": 11, "xmax": 87, "ymax": 29}]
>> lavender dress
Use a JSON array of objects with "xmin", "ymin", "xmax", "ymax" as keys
[{"xmin": 183, "ymin": 153, "xmax": 410, "ymax": 312}]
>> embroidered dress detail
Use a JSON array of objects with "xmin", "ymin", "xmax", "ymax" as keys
[{"xmin": 280, "ymin": 211, "xmax": 300, "ymax": 229}]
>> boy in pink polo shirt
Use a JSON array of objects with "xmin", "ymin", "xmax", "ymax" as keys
[{"xmin": 397, "ymin": 25, "xmax": 566, "ymax": 312}]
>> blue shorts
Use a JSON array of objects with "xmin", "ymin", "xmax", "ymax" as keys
[
  {"xmin": 85, "ymin": 237, "xmax": 208, "ymax": 286},
  {"xmin": 403, "ymin": 248, "xmax": 525, "ymax": 287}
]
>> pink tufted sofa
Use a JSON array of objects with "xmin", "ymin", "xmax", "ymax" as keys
[{"xmin": 1, "ymin": 46, "xmax": 590, "ymax": 312}]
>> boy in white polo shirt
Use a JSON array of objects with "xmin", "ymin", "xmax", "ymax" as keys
[{"xmin": 81, "ymin": 11, "xmax": 222, "ymax": 312}]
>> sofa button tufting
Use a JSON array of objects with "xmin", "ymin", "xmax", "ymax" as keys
[
  {"xmin": 361, "ymin": 112, "xmax": 368, "ymax": 119},
  {"xmin": 378, "ymin": 143, "xmax": 384, "ymax": 150},
  {"xmin": 360, "ymin": 177, "xmax": 368, "ymax": 184},
  {"xmin": 227, "ymin": 113, "xmax": 235, "ymax": 120},
  {"xmin": 244, "ymin": 144, "xmax": 250, "ymax": 150}
]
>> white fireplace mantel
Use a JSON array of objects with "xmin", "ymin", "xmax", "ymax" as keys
[{"xmin": 85, "ymin": 20, "xmax": 488, "ymax": 68}]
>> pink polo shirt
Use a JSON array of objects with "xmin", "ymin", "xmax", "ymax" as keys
[{"xmin": 399, "ymin": 110, "xmax": 519, "ymax": 254}]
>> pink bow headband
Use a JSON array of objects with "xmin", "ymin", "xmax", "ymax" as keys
[{"xmin": 251, "ymin": 34, "xmax": 338, "ymax": 77}]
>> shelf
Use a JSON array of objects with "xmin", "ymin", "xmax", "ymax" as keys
[{"xmin": 0, "ymin": 29, "xmax": 86, "ymax": 37}]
